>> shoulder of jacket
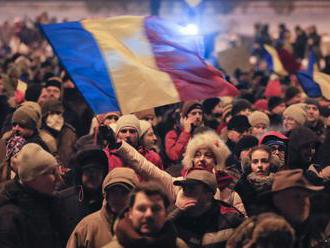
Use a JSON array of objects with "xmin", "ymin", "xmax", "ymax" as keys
[{"xmin": 63, "ymin": 123, "xmax": 76, "ymax": 133}]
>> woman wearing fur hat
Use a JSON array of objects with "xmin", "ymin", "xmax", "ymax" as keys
[
  {"xmin": 235, "ymin": 145, "xmax": 278, "ymax": 215},
  {"xmin": 106, "ymin": 128, "xmax": 246, "ymax": 215}
]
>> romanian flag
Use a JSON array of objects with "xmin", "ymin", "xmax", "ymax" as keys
[
  {"xmin": 297, "ymin": 51, "xmax": 330, "ymax": 100},
  {"xmin": 261, "ymin": 45, "xmax": 288, "ymax": 76},
  {"xmin": 40, "ymin": 16, "xmax": 238, "ymax": 114}
]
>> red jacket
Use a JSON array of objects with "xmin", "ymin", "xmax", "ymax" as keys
[
  {"xmin": 165, "ymin": 129, "xmax": 191, "ymax": 163},
  {"xmin": 104, "ymin": 146, "xmax": 163, "ymax": 171}
]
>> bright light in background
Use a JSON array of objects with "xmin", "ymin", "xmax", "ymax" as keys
[{"xmin": 181, "ymin": 23, "xmax": 199, "ymax": 35}]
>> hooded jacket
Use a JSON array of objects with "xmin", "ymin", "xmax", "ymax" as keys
[
  {"xmin": 66, "ymin": 172, "xmax": 117, "ymax": 248},
  {"xmin": 287, "ymin": 126, "xmax": 319, "ymax": 171},
  {"xmin": 54, "ymin": 146, "xmax": 109, "ymax": 245}
]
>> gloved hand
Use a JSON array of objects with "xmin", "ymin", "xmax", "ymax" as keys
[{"xmin": 97, "ymin": 125, "xmax": 121, "ymax": 149}]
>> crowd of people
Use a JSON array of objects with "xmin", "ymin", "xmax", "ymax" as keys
[{"xmin": 1, "ymin": 12, "xmax": 330, "ymax": 248}]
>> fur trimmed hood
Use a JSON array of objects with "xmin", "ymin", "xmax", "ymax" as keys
[{"xmin": 182, "ymin": 130, "xmax": 230, "ymax": 171}]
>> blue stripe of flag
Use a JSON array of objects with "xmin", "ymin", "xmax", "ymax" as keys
[
  {"xmin": 296, "ymin": 71, "xmax": 322, "ymax": 98},
  {"xmin": 40, "ymin": 21, "xmax": 120, "ymax": 114}
]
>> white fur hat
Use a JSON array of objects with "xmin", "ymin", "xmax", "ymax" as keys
[{"xmin": 182, "ymin": 130, "xmax": 231, "ymax": 171}]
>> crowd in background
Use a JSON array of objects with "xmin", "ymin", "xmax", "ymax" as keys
[{"xmin": 1, "ymin": 12, "xmax": 330, "ymax": 248}]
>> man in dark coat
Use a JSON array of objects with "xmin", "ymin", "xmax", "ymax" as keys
[
  {"xmin": 0, "ymin": 143, "xmax": 61, "ymax": 248},
  {"xmin": 169, "ymin": 170, "xmax": 244, "ymax": 248},
  {"xmin": 54, "ymin": 144, "xmax": 109, "ymax": 244}
]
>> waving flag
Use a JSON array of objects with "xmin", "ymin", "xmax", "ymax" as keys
[
  {"xmin": 40, "ymin": 16, "xmax": 238, "ymax": 114},
  {"xmin": 297, "ymin": 51, "xmax": 330, "ymax": 100},
  {"xmin": 261, "ymin": 45, "xmax": 288, "ymax": 76}
]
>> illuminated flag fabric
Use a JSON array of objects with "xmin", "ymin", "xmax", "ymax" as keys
[
  {"xmin": 261, "ymin": 45, "xmax": 288, "ymax": 76},
  {"xmin": 41, "ymin": 16, "xmax": 238, "ymax": 114},
  {"xmin": 297, "ymin": 51, "xmax": 330, "ymax": 100}
]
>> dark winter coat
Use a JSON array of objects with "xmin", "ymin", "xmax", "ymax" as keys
[
  {"xmin": 0, "ymin": 179, "xmax": 60, "ymax": 248},
  {"xmin": 169, "ymin": 199, "xmax": 244, "ymax": 248}
]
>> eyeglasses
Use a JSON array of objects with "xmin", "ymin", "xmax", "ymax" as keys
[{"xmin": 270, "ymin": 145, "xmax": 285, "ymax": 152}]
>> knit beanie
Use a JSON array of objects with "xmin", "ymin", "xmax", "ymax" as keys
[
  {"xmin": 139, "ymin": 120, "xmax": 152, "ymax": 138},
  {"xmin": 41, "ymin": 99, "xmax": 64, "ymax": 117},
  {"xmin": 248, "ymin": 111, "xmax": 270, "ymax": 127},
  {"xmin": 268, "ymin": 96, "xmax": 284, "ymax": 111},
  {"xmin": 284, "ymin": 86, "xmax": 300, "ymax": 103},
  {"xmin": 231, "ymin": 99, "xmax": 252, "ymax": 116},
  {"xmin": 253, "ymin": 99, "xmax": 268, "ymax": 112},
  {"xmin": 12, "ymin": 101, "xmax": 42, "ymax": 130},
  {"xmin": 305, "ymin": 98, "xmax": 320, "ymax": 109},
  {"xmin": 264, "ymin": 79, "xmax": 283, "ymax": 98},
  {"xmin": 181, "ymin": 101, "xmax": 202, "ymax": 117},
  {"xmin": 115, "ymin": 114, "xmax": 141, "ymax": 136},
  {"xmin": 15, "ymin": 143, "xmax": 58, "ymax": 182},
  {"xmin": 227, "ymin": 115, "xmax": 251, "ymax": 133},
  {"xmin": 202, "ymin": 98, "xmax": 221, "ymax": 115},
  {"xmin": 45, "ymin": 77, "xmax": 62, "ymax": 90},
  {"xmin": 283, "ymin": 103, "xmax": 307, "ymax": 125},
  {"xmin": 235, "ymin": 135, "xmax": 259, "ymax": 158}
]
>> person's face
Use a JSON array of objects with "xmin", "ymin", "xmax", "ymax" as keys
[
  {"xmin": 117, "ymin": 127, "xmax": 139, "ymax": 147},
  {"xmin": 46, "ymin": 86, "xmax": 61, "ymax": 100},
  {"xmin": 239, "ymin": 108, "xmax": 252, "ymax": 116},
  {"xmin": 129, "ymin": 192, "xmax": 167, "ymax": 235},
  {"xmin": 252, "ymin": 123, "xmax": 267, "ymax": 138},
  {"xmin": 192, "ymin": 147, "xmax": 216, "ymax": 172},
  {"xmin": 251, "ymin": 149, "xmax": 271, "ymax": 176},
  {"xmin": 181, "ymin": 183, "xmax": 213, "ymax": 216},
  {"xmin": 272, "ymin": 103, "xmax": 286, "ymax": 115},
  {"xmin": 283, "ymin": 116, "xmax": 299, "ymax": 131},
  {"xmin": 106, "ymin": 185, "xmax": 131, "ymax": 214},
  {"xmin": 26, "ymin": 167, "xmax": 61, "ymax": 195},
  {"xmin": 142, "ymin": 128, "xmax": 157, "ymax": 149},
  {"xmin": 270, "ymin": 145, "xmax": 286, "ymax": 166},
  {"xmin": 187, "ymin": 108, "xmax": 203, "ymax": 126},
  {"xmin": 306, "ymin": 104, "xmax": 320, "ymax": 122},
  {"xmin": 81, "ymin": 167, "xmax": 105, "ymax": 190},
  {"xmin": 11, "ymin": 122, "xmax": 34, "ymax": 138},
  {"xmin": 273, "ymin": 188, "xmax": 311, "ymax": 224}
]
